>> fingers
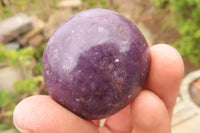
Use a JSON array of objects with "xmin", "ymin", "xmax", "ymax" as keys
[
  {"xmin": 146, "ymin": 44, "xmax": 184, "ymax": 117},
  {"xmin": 13, "ymin": 95, "xmax": 98, "ymax": 133},
  {"xmin": 99, "ymin": 127, "xmax": 113, "ymax": 133},
  {"xmin": 102, "ymin": 105, "xmax": 132, "ymax": 133},
  {"xmin": 131, "ymin": 90, "xmax": 171, "ymax": 133},
  {"xmin": 98, "ymin": 44, "xmax": 183, "ymax": 132}
]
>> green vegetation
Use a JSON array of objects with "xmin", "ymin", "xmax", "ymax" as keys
[
  {"xmin": 14, "ymin": 76, "xmax": 43, "ymax": 94},
  {"xmin": 0, "ymin": 91, "xmax": 16, "ymax": 130},
  {"xmin": 0, "ymin": 44, "xmax": 46, "ymax": 131},
  {"xmin": 0, "ymin": 0, "xmax": 120, "ymax": 131},
  {"xmin": 152, "ymin": 0, "xmax": 200, "ymax": 65},
  {"xmin": 0, "ymin": 45, "xmax": 35, "ymax": 68},
  {"xmin": 82, "ymin": 0, "xmax": 119, "ymax": 10}
]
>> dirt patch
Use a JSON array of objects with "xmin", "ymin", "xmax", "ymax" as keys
[{"xmin": 114, "ymin": 0, "xmax": 180, "ymax": 44}]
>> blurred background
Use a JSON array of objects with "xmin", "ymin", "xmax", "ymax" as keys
[{"xmin": 0, "ymin": 0, "xmax": 200, "ymax": 132}]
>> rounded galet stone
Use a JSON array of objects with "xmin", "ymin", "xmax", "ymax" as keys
[{"xmin": 42, "ymin": 8, "xmax": 150, "ymax": 120}]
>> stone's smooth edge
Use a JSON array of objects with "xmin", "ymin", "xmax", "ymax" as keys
[
  {"xmin": 0, "ymin": 13, "xmax": 33, "ymax": 42},
  {"xmin": 42, "ymin": 8, "xmax": 150, "ymax": 120}
]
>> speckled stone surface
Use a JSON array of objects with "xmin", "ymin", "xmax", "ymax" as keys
[{"xmin": 42, "ymin": 8, "xmax": 150, "ymax": 119}]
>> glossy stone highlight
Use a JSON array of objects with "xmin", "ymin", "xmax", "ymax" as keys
[{"xmin": 42, "ymin": 8, "xmax": 150, "ymax": 119}]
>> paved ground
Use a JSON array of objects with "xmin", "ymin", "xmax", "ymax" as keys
[
  {"xmin": 172, "ymin": 70, "xmax": 200, "ymax": 133},
  {"xmin": 172, "ymin": 100, "xmax": 200, "ymax": 133}
]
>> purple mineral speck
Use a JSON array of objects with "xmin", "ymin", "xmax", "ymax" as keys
[{"xmin": 42, "ymin": 8, "xmax": 150, "ymax": 120}]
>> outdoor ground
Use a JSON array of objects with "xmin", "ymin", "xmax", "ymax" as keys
[{"xmin": 1, "ymin": 0, "xmax": 200, "ymax": 132}]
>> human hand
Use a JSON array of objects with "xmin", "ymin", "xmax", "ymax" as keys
[{"xmin": 13, "ymin": 44, "xmax": 184, "ymax": 133}]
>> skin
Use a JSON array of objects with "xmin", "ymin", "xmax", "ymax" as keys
[{"xmin": 13, "ymin": 44, "xmax": 184, "ymax": 133}]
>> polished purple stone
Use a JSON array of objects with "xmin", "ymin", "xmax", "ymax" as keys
[{"xmin": 42, "ymin": 8, "xmax": 150, "ymax": 119}]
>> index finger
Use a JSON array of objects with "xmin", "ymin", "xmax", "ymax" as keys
[{"xmin": 146, "ymin": 44, "xmax": 184, "ymax": 117}]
